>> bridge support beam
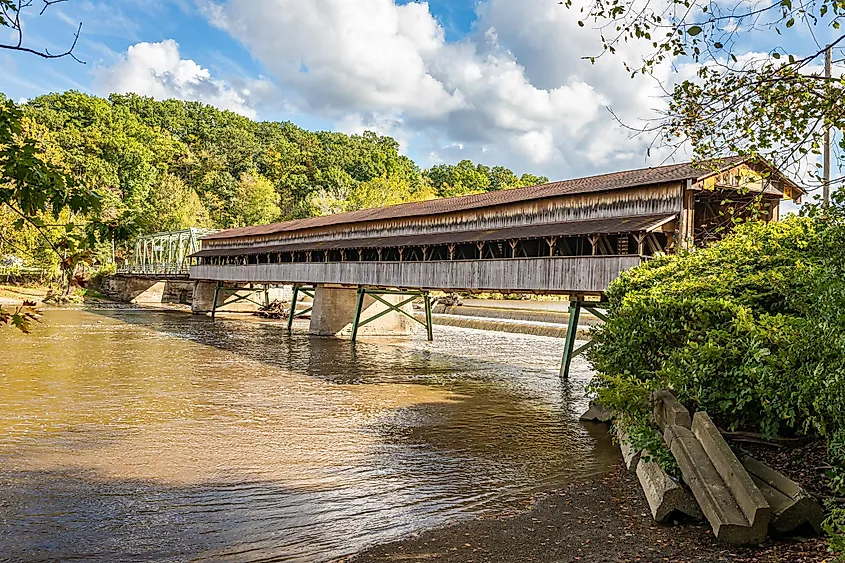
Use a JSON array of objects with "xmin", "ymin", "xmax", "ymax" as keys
[
  {"xmin": 351, "ymin": 288, "xmax": 433, "ymax": 342},
  {"xmin": 559, "ymin": 301, "xmax": 608, "ymax": 379},
  {"xmin": 192, "ymin": 281, "xmax": 269, "ymax": 316},
  {"xmin": 308, "ymin": 285, "xmax": 420, "ymax": 338},
  {"xmin": 287, "ymin": 285, "xmax": 315, "ymax": 332}
]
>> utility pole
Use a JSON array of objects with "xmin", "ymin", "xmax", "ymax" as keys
[{"xmin": 824, "ymin": 44, "xmax": 832, "ymax": 206}]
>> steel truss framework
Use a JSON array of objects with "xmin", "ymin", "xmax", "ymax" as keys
[
  {"xmin": 122, "ymin": 228, "xmax": 216, "ymax": 276},
  {"xmin": 211, "ymin": 282, "xmax": 270, "ymax": 320},
  {"xmin": 559, "ymin": 300, "xmax": 608, "ymax": 379},
  {"xmin": 287, "ymin": 286, "xmax": 315, "ymax": 331},
  {"xmin": 351, "ymin": 288, "xmax": 433, "ymax": 343}
]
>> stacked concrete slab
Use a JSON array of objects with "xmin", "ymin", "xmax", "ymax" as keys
[
  {"xmin": 652, "ymin": 389, "xmax": 691, "ymax": 432},
  {"xmin": 628, "ymin": 392, "xmax": 701, "ymax": 523},
  {"xmin": 743, "ymin": 456, "xmax": 825, "ymax": 535},
  {"xmin": 617, "ymin": 428, "xmax": 641, "ymax": 471},
  {"xmin": 666, "ymin": 412, "xmax": 771, "ymax": 545},
  {"xmin": 578, "ymin": 402, "xmax": 613, "ymax": 423},
  {"xmin": 590, "ymin": 390, "xmax": 825, "ymax": 545}
]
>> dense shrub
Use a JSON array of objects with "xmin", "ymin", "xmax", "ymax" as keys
[
  {"xmin": 588, "ymin": 215, "xmax": 845, "ymax": 439},
  {"xmin": 587, "ymin": 210, "xmax": 845, "ymax": 550}
]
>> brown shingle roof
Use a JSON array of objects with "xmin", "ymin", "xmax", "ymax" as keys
[
  {"xmin": 203, "ymin": 157, "xmax": 748, "ymax": 241},
  {"xmin": 193, "ymin": 213, "xmax": 676, "ymax": 257}
]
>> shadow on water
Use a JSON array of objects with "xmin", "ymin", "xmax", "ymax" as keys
[
  {"xmin": 0, "ymin": 307, "xmax": 616, "ymax": 562},
  {"xmin": 86, "ymin": 307, "xmax": 575, "ymax": 387}
]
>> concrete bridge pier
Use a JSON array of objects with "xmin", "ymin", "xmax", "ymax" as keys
[
  {"xmin": 309, "ymin": 285, "xmax": 416, "ymax": 337},
  {"xmin": 191, "ymin": 281, "xmax": 217, "ymax": 314},
  {"xmin": 103, "ymin": 276, "xmax": 195, "ymax": 305}
]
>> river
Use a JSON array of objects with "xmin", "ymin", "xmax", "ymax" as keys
[{"xmin": 0, "ymin": 307, "xmax": 618, "ymax": 562}]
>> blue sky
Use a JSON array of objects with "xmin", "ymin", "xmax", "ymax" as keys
[{"xmin": 2, "ymin": 0, "xmax": 841, "ymax": 190}]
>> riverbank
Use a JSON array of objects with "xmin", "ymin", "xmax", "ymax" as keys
[
  {"xmin": 0, "ymin": 283, "xmax": 114, "ymax": 306},
  {"xmin": 348, "ymin": 462, "xmax": 830, "ymax": 563},
  {"xmin": 0, "ymin": 283, "xmax": 50, "ymax": 304}
]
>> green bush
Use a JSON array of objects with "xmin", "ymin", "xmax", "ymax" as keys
[
  {"xmin": 588, "ymin": 215, "xmax": 845, "ymax": 439},
  {"xmin": 587, "ymin": 211, "xmax": 845, "ymax": 553}
]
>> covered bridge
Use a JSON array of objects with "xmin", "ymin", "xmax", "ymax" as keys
[{"xmin": 190, "ymin": 156, "xmax": 800, "ymax": 296}]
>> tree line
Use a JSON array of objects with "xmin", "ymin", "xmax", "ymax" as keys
[{"xmin": 0, "ymin": 90, "xmax": 548, "ymax": 275}]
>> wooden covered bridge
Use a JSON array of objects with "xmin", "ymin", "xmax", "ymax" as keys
[
  {"xmin": 182, "ymin": 156, "xmax": 801, "ymax": 374},
  {"xmin": 114, "ymin": 156, "xmax": 800, "ymax": 375}
]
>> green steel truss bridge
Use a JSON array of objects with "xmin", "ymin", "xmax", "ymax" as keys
[{"xmin": 119, "ymin": 228, "xmax": 217, "ymax": 277}]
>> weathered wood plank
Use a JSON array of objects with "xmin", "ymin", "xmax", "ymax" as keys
[{"xmin": 191, "ymin": 256, "xmax": 643, "ymax": 293}]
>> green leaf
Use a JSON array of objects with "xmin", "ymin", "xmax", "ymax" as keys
[{"xmin": 687, "ymin": 25, "xmax": 702, "ymax": 36}]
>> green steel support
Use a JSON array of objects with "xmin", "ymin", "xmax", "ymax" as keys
[
  {"xmin": 287, "ymin": 286, "xmax": 300, "ymax": 332},
  {"xmin": 211, "ymin": 283, "xmax": 273, "ymax": 319},
  {"xmin": 287, "ymin": 286, "xmax": 315, "ymax": 332},
  {"xmin": 211, "ymin": 281, "xmax": 221, "ymax": 320},
  {"xmin": 350, "ymin": 287, "xmax": 367, "ymax": 341},
  {"xmin": 361, "ymin": 294, "xmax": 419, "ymax": 326},
  {"xmin": 350, "ymin": 288, "xmax": 433, "ymax": 342},
  {"xmin": 424, "ymin": 294, "xmax": 433, "ymax": 342},
  {"xmin": 559, "ymin": 301, "xmax": 582, "ymax": 379},
  {"xmin": 583, "ymin": 305, "xmax": 609, "ymax": 323}
]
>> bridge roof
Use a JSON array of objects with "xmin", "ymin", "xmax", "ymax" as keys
[
  {"xmin": 203, "ymin": 156, "xmax": 784, "ymax": 242},
  {"xmin": 193, "ymin": 213, "xmax": 676, "ymax": 257}
]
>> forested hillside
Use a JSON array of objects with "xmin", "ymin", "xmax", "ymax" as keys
[{"xmin": 0, "ymin": 90, "xmax": 548, "ymax": 273}]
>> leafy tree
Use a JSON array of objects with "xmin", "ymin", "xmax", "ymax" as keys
[
  {"xmin": 1, "ymin": 96, "xmax": 129, "ymax": 296},
  {"xmin": 565, "ymin": 0, "xmax": 845, "ymax": 193},
  {"xmin": 346, "ymin": 175, "xmax": 436, "ymax": 211},
  {"xmin": 519, "ymin": 173, "xmax": 550, "ymax": 187},
  {"xmin": 426, "ymin": 160, "xmax": 491, "ymax": 197},
  {"xmin": 231, "ymin": 172, "xmax": 280, "ymax": 227},
  {"xmin": 488, "ymin": 166, "xmax": 523, "ymax": 191},
  {"xmin": 143, "ymin": 172, "xmax": 208, "ymax": 232}
]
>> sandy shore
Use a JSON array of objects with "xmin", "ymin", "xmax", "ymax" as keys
[
  {"xmin": 347, "ymin": 464, "xmax": 830, "ymax": 563},
  {"xmin": 0, "ymin": 284, "xmax": 50, "ymax": 305}
]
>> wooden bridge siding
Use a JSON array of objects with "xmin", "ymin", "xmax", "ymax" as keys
[
  {"xmin": 202, "ymin": 183, "xmax": 683, "ymax": 250},
  {"xmin": 190, "ymin": 256, "xmax": 643, "ymax": 293}
]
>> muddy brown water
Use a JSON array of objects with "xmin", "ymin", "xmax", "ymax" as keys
[{"xmin": 0, "ymin": 307, "xmax": 618, "ymax": 562}]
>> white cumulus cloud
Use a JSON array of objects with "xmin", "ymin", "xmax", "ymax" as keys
[
  {"xmin": 95, "ymin": 39, "xmax": 271, "ymax": 118},
  {"xmin": 198, "ymin": 0, "xmax": 682, "ymax": 179}
]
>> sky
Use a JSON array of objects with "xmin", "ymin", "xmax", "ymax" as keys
[{"xmin": 2, "ymin": 0, "xmax": 843, "ymax": 188}]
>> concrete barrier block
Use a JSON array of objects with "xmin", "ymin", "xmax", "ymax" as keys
[
  {"xmin": 616, "ymin": 428, "xmax": 641, "ymax": 471},
  {"xmin": 579, "ymin": 402, "xmax": 613, "ymax": 423},
  {"xmin": 692, "ymin": 412, "xmax": 770, "ymax": 539},
  {"xmin": 652, "ymin": 390, "xmax": 691, "ymax": 432},
  {"xmin": 636, "ymin": 457, "xmax": 702, "ymax": 522},
  {"xmin": 743, "ymin": 456, "xmax": 824, "ymax": 535},
  {"xmin": 667, "ymin": 425, "xmax": 766, "ymax": 545}
]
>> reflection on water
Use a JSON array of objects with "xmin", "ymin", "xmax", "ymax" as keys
[{"xmin": 0, "ymin": 308, "xmax": 617, "ymax": 562}]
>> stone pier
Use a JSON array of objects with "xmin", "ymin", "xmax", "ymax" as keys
[
  {"xmin": 103, "ymin": 276, "xmax": 195, "ymax": 305},
  {"xmin": 309, "ymin": 285, "xmax": 415, "ymax": 337}
]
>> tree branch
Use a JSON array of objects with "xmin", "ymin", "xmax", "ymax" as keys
[{"xmin": 0, "ymin": 0, "xmax": 85, "ymax": 63}]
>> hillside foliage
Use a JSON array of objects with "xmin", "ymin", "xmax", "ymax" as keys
[{"xmin": 0, "ymin": 90, "xmax": 548, "ymax": 276}]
